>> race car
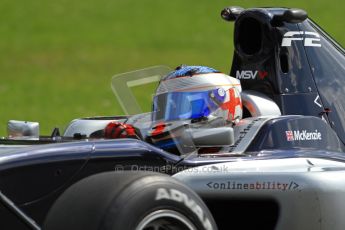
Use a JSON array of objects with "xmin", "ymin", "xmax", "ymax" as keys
[{"xmin": 1, "ymin": 6, "xmax": 345, "ymax": 230}]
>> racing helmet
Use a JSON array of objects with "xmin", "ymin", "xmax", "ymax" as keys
[{"xmin": 152, "ymin": 65, "xmax": 242, "ymax": 123}]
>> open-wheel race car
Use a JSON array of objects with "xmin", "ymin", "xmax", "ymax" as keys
[{"xmin": 1, "ymin": 6, "xmax": 345, "ymax": 230}]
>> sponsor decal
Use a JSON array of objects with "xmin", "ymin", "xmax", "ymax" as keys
[
  {"xmin": 314, "ymin": 95, "xmax": 322, "ymax": 108},
  {"xmin": 285, "ymin": 131, "xmax": 294, "ymax": 141},
  {"xmin": 229, "ymin": 118, "xmax": 261, "ymax": 152},
  {"xmin": 156, "ymin": 188, "xmax": 213, "ymax": 230},
  {"xmin": 282, "ymin": 31, "xmax": 321, "ymax": 47},
  {"xmin": 236, "ymin": 70, "xmax": 268, "ymax": 80},
  {"xmin": 285, "ymin": 130, "xmax": 322, "ymax": 141},
  {"xmin": 206, "ymin": 181, "xmax": 300, "ymax": 191}
]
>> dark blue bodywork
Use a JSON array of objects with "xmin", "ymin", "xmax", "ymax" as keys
[
  {"xmin": 1, "ymin": 6, "xmax": 345, "ymax": 229},
  {"xmin": 1, "ymin": 116, "xmax": 345, "ymax": 228},
  {"xmin": 230, "ymin": 8, "xmax": 345, "ymax": 144}
]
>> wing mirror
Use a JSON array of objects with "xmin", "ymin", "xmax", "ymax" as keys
[
  {"xmin": 187, "ymin": 127, "xmax": 235, "ymax": 147},
  {"xmin": 221, "ymin": 6, "xmax": 244, "ymax": 21},
  {"xmin": 7, "ymin": 120, "xmax": 39, "ymax": 139}
]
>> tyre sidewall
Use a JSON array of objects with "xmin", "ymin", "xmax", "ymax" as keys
[{"xmin": 101, "ymin": 175, "xmax": 215, "ymax": 230}]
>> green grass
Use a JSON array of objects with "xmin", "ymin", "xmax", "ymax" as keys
[
  {"xmin": 1, "ymin": 0, "xmax": 345, "ymax": 136},
  {"xmin": 131, "ymin": 82, "xmax": 158, "ymax": 113}
]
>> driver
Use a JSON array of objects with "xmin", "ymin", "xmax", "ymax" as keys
[{"xmin": 104, "ymin": 65, "xmax": 242, "ymax": 153}]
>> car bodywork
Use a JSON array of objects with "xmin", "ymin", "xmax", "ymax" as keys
[
  {"xmin": 174, "ymin": 157, "xmax": 345, "ymax": 230},
  {"xmin": 227, "ymin": 7, "xmax": 345, "ymax": 143},
  {"xmin": 0, "ymin": 6, "xmax": 345, "ymax": 230}
]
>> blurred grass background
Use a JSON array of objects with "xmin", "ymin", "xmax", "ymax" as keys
[{"xmin": 0, "ymin": 0, "xmax": 344, "ymax": 136}]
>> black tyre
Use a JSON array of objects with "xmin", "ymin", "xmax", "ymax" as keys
[{"xmin": 43, "ymin": 171, "xmax": 217, "ymax": 230}]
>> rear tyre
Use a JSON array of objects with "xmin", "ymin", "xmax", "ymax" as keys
[{"xmin": 43, "ymin": 171, "xmax": 217, "ymax": 230}]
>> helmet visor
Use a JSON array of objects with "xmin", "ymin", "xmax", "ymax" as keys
[{"xmin": 152, "ymin": 90, "xmax": 223, "ymax": 121}]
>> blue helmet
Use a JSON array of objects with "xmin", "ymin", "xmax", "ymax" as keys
[{"xmin": 152, "ymin": 65, "xmax": 242, "ymax": 122}]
